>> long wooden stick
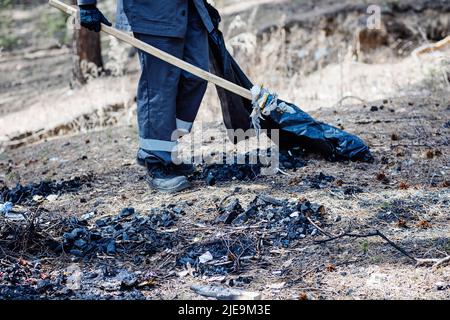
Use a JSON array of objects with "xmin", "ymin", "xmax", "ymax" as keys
[
  {"xmin": 48, "ymin": 0, "xmax": 253, "ymax": 101},
  {"xmin": 413, "ymin": 35, "xmax": 450, "ymax": 56}
]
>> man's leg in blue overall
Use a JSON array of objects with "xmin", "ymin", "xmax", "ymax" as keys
[
  {"xmin": 77, "ymin": 0, "xmax": 211, "ymax": 193},
  {"xmin": 135, "ymin": 5, "xmax": 209, "ymax": 191},
  {"xmin": 134, "ymin": 3, "xmax": 209, "ymax": 192}
]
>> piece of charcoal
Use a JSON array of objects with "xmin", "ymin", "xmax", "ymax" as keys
[
  {"xmin": 258, "ymin": 195, "xmax": 284, "ymax": 206},
  {"xmin": 95, "ymin": 219, "xmax": 107, "ymax": 228},
  {"xmin": 106, "ymin": 240, "xmax": 116, "ymax": 255},
  {"xmin": 74, "ymin": 239, "xmax": 87, "ymax": 249},
  {"xmin": 216, "ymin": 198, "xmax": 244, "ymax": 224},
  {"xmin": 231, "ymin": 212, "xmax": 248, "ymax": 225},
  {"xmin": 119, "ymin": 207, "xmax": 135, "ymax": 219},
  {"xmin": 69, "ymin": 249, "xmax": 84, "ymax": 257},
  {"xmin": 63, "ymin": 232, "xmax": 76, "ymax": 241},
  {"xmin": 206, "ymin": 172, "xmax": 216, "ymax": 186},
  {"xmin": 90, "ymin": 232, "xmax": 102, "ymax": 241},
  {"xmin": 344, "ymin": 186, "xmax": 364, "ymax": 195},
  {"xmin": 172, "ymin": 207, "xmax": 185, "ymax": 215}
]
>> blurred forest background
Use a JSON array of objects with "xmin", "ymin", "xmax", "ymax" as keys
[{"xmin": 0, "ymin": 0, "xmax": 448, "ymax": 145}]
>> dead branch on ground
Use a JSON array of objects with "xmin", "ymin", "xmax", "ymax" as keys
[{"xmin": 312, "ymin": 226, "xmax": 449, "ymax": 270}]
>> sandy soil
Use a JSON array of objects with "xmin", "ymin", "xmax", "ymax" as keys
[{"xmin": 1, "ymin": 91, "xmax": 449, "ymax": 300}]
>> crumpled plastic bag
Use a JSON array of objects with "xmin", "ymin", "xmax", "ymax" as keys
[{"xmin": 207, "ymin": 29, "xmax": 373, "ymax": 162}]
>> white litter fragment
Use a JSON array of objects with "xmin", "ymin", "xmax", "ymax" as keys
[
  {"xmin": 65, "ymin": 264, "xmax": 82, "ymax": 291},
  {"xmin": 1, "ymin": 202, "xmax": 26, "ymax": 221},
  {"xmin": 46, "ymin": 194, "xmax": 59, "ymax": 202},
  {"xmin": 206, "ymin": 275, "xmax": 227, "ymax": 282},
  {"xmin": 290, "ymin": 211, "xmax": 300, "ymax": 218},
  {"xmin": 199, "ymin": 251, "xmax": 214, "ymax": 264},
  {"xmin": 33, "ymin": 195, "xmax": 44, "ymax": 202},
  {"xmin": 177, "ymin": 270, "xmax": 189, "ymax": 278},
  {"xmin": 0, "ymin": 202, "xmax": 13, "ymax": 215},
  {"xmin": 81, "ymin": 212, "xmax": 95, "ymax": 221},
  {"xmin": 269, "ymin": 282, "xmax": 286, "ymax": 290},
  {"xmin": 5, "ymin": 212, "xmax": 26, "ymax": 221},
  {"xmin": 191, "ymin": 285, "xmax": 262, "ymax": 300}
]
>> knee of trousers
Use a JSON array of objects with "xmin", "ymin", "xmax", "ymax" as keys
[{"xmin": 178, "ymin": 73, "xmax": 208, "ymax": 102}]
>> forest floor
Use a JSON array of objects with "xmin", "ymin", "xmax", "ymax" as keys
[{"xmin": 0, "ymin": 0, "xmax": 449, "ymax": 300}]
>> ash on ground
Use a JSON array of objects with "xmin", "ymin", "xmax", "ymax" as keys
[
  {"xmin": 192, "ymin": 150, "xmax": 307, "ymax": 185},
  {"xmin": 176, "ymin": 195, "xmax": 326, "ymax": 277},
  {"xmin": 0, "ymin": 174, "xmax": 94, "ymax": 205},
  {"xmin": 59, "ymin": 207, "xmax": 182, "ymax": 258},
  {"xmin": 215, "ymin": 195, "xmax": 326, "ymax": 243}
]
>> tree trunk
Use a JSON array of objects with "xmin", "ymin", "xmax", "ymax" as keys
[{"xmin": 71, "ymin": 0, "xmax": 103, "ymax": 85}]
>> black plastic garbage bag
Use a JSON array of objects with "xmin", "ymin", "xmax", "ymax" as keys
[{"xmin": 208, "ymin": 30, "xmax": 373, "ymax": 162}]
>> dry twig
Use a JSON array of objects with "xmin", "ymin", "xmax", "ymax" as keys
[{"xmin": 314, "ymin": 228, "xmax": 449, "ymax": 269}]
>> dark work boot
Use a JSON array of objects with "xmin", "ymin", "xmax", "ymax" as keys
[
  {"xmin": 168, "ymin": 162, "xmax": 196, "ymax": 175},
  {"xmin": 137, "ymin": 149, "xmax": 196, "ymax": 175},
  {"xmin": 146, "ymin": 163, "xmax": 191, "ymax": 193}
]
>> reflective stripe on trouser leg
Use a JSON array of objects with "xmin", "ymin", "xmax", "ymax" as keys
[
  {"xmin": 139, "ymin": 138, "xmax": 177, "ymax": 153},
  {"xmin": 175, "ymin": 3, "xmax": 209, "ymax": 128},
  {"xmin": 175, "ymin": 118, "xmax": 193, "ymax": 137},
  {"xmin": 135, "ymin": 33, "xmax": 185, "ymax": 158}
]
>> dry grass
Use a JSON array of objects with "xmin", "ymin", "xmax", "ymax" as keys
[{"xmin": 1, "ymin": 90, "xmax": 449, "ymax": 299}]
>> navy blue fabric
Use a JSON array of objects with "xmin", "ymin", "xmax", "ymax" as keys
[
  {"xmin": 135, "ymin": 1, "xmax": 208, "ymax": 164},
  {"xmin": 77, "ymin": 0, "xmax": 96, "ymax": 4},
  {"xmin": 78, "ymin": 0, "xmax": 214, "ymax": 37},
  {"xmin": 77, "ymin": 1, "xmax": 212, "ymax": 165}
]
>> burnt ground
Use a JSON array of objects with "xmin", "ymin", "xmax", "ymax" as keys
[
  {"xmin": 0, "ymin": 92, "xmax": 449, "ymax": 300},
  {"xmin": 0, "ymin": 0, "xmax": 449, "ymax": 300}
]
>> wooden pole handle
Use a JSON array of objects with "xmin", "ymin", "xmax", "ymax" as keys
[
  {"xmin": 413, "ymin": 35, "xmax": 450, "ymax": 56},
  {"xmin": 48, "ymin": 0, "xmax": 253, "ymax": 101}
]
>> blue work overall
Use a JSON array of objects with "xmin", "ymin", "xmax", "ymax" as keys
[{"xmin": 78, "ymin": 0, "xmax": 213, "ymax": 164}]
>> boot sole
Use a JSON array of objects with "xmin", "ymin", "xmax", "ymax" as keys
[{"xmin": 147, "ymin": 177, "xmax": 192, "ymax": 193}]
